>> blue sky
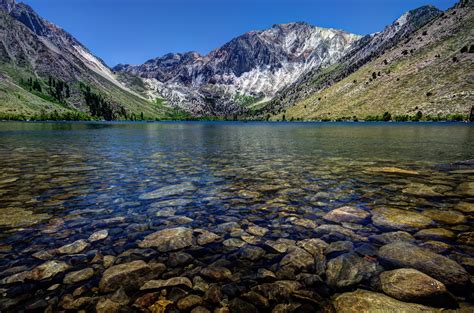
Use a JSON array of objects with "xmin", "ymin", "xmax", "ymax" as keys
[{"xmin": 22, "ymin": 0, "xmax": 458, "ymax": 66}]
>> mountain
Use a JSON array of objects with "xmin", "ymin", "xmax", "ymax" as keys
[
  {"xmin": 261, "ymin": 5, "xmax": 442, "ymax": 115},
  {"xmin": 0, "ymin": 0, "xmax": 471, "ymax": 121},
  {"xmin": 114, "ymin": 23, "xmax": 360, "ymax": 116},
  {"xmin": 267, "ymin": 0, "xmax": 473, "ymax": 121},
  {"xmin": 0, "ymin": 0, "xmax": 175, "ymax": 120}
]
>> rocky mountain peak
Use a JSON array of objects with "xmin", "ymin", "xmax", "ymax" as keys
[
  {"xmin": 456, "ymin": 0, "xmax": 473, "ymax": 8},
  {"xmin": 0, "ymin": 0, "xmax": 15, "ymax": 13},
  {"xmin": 114, "ymin": 21, "xmax": 361, "ymax": 115},
  {"xmin": 404, "ymin": 5, "xmax": 442, "ymax": 27},
  {"xmin": 270, "ymin": 21, "xmax": 312, "ymax": 31}
]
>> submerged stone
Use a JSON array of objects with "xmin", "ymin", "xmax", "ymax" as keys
[
  {"xmin": 457, "ymin": 232, "xmax": 474, "ymax": 245},
  {"xmin": 96, "ymin": 298, "xmax": 122, "ymax": 313},
  {"xmin": 217, "ymin": 222, "xmax": 241, "ymax": 233},
  {"xmin": 89, "ymin": 230, "xmax": 109, "ymax": 242},
  {"xmin": 419, "ymin": 240, "xmax": 451, "ymax": 254},
  {"xmin": 177, "ymin": 295, "xmax": 203, "ymax": 311},
  {"xmin": 223, "ymin": 238, "xmax": 246, "ymax": 248},
  {"xmin": 326, "ymin": 241, "xmax": 353, "ymax": 258},
  {"xmin": 149, "ymin": 299, "xmax": 173, "ymax": 313},
  {"xmin": 247, "ymin": 225, "xmax": 269, "ymax": 237},
  {"xmin": 237, "ymin": 190, "xmax": 261, "ymax": 199},
  {"xmin": 240, "ymin": 245, "xmax": 266, "ymax": 261},
  {"xmin": 378, "ymin": 242, "xmax": 469, "ymax": 289},
  {"xmin": 297, "ymin": 238, "xmax": 328, "ymax": 255},
  {"xmin": 154, "ymin": 208, "xmax": 176, "ymax": 217},
  {"xmin": 165, "ymin": 215, "xmax": 193, "ymax": 225},
  {"xmin": 365, "ymin": 167, "xmax": 419, "ymax": 176},
  {"xmin": 99, "ymin": 260, "xmax": 151, "ymax": 292},
  {"xmin": 141, "ymin": 277, "xmax": 193, "ymax": 290},
  {"xmin": 326, "ymin": 253, "xmax": 378, "ymax": 289},
  {"xmin": 402, "ymin": 183, "xmax": 443, "ymax": 197},
  {"xmin": 414, "ymin": 228, "xmax": 455, "ymax": 241},
  {"xmin": 333, "ymin": 289, "xmax": 440, "ymax": 312},
  {"xmin": 457, "ymin": 182, "xmax": 474, "ymax": 197},
  {"xmin": 290, "ymin": 218, "xmax": 318, "ymax": 229},
  {"xmin": 57, "ymin": 239, "xmax": 89, "ymax": 254},
  {"xmin": 422, "ymin": 209, "xmax": 466, "ymax": 225},
  {"xmin": 380, "ymin": 268, "xmax": 457, "ymax": 307},
  {"xmin": 32, "ymin": 250, "xmax": 54, "ymax": 260},
  {"xmin": 0, "ymin": 207, "xmax": 50, "ymax": 228},
  {"xmin": 264, "ymin": 238, "xmax": 296, "ymax": 253},
  {"xmin": 455, "ymin": 202, "xmax": 474, "ymax": 213},
  {"xmin": 63, "ymin": 268, "xmax": 94, "ymax": 284},
  {"xmin": 200, "ymin": 267, "xmax": 232, "ymax": 281},
  {"xmin": 138, "ymin": 227, "xmax": 193, "ymax": 251},
  {"xmin": 196, "ymin": 231, "xmax": 221, "ymax": 245},
  {"xmin": 323, "ymin": 206, "xmax": 370, "ymax": 224},
  {"xmin": 369, "ymin": 231, "xmax": 415, "ymax": 245},
  {"xmin": 167, "ymin": 252, "xmax": 193, "ymax": 267},
  {"xmin": 372, "ymin": 207, "xmax": 433, "ymax": 231},
  {"xmin": 30, "ymin": 260, "xmax": 70, "ymax": 280},
  {"xmin": 228, "ymin": 298, "xmax": 258, "ymax": 313},
  {"xmin": 280, "ymin": 247, "xmax": 315, "ymax": 271},
  {"xmin": 314, "ymin": 224, "xmax": 367, "ymax": 242},
  {"xmin": 150, "ymin": 198, "xmax": 193, "ymax": 208},
  {"xmin": 139, "ymin": 182, "xmax": 196, "ymax": 200}
]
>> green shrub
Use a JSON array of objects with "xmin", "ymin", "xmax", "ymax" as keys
[
  {"xmin": 412, "ymin": 111, "xmax": 423, "ymax": 121},
  {"xmin": 382, "ymin": 112, "xmax": 392, "ymax": 121}
]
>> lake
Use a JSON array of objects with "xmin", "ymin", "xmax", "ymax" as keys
[{"xmin": 0, "ymin": 121, "xmax": 473, "ymax": 311}]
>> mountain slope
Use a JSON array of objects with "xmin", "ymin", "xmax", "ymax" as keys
[
  {"xmin": 270, "ymin": 0, "xmax": 473, "ymax": 121},
  {"xmin": 0, "ymin": 0, "xmax": 174, "ymax": 120},
  {"xmin": 256, "ymin": 5, "xmax": 443, "ymax": 116},
  {"xmin": 115, "ymin": 23, "xmax": 360, "ymax": 116}
]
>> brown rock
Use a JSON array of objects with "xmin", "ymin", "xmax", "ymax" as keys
[
  {"xmin": 200, "ymin": 267, "xmax": 232, "ymax": 281},
  {"xmin": 333, "ymin": 289, "xmax": 440, "ymax": 312},
  {"xmin": 380, "ymin": 268, "xmax": 457, "ymax": 307},
  {"xmin": 177, "ymin": 295, "xmax": 203, "ymax": 310},
  {"xmin": 378, "ymin": 242, "xmax": 469, "ymax": 289},
  {"xmin": 141, "ymin": 277, "xmax": 193, "ymax": 290},
  {"xmin": 138, "ymin": 227, "xmax": 193, "ymax": 251},
  {"xmin": 372, "ymin": 207, "xmax": 433, "ymax": 231},
  {"xmin": 57, "ymin": 239, "xmax": 89, "ymax": 254},
  {"xmin": 99, "ymin": 260, "xmax": 151, "ymax": 292},
  {"xmin": 29, "ymin": 260, "xmax": 70, "ymax": 280},
  {"xmin": 323, "ymin": 206, "xmax": 370, "ymax": 224},
  {"xmin": 63, "ymin": 268, "xmax": 94, "ymax": 284}
]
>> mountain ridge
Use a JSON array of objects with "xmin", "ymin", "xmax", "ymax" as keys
[
  {"xmin": 0, "ymin": 0, "xmax": 471, "ymax": 121},
  {"xmin": 114, "ymin": 21, "xmax": 361, "ymax": 116},
  {"xmin": 269, "ymin": 0, "xmax": 473, "ymax": 121},
  {"xmin": 0, "ymin": 0, "xmax": 176, "ymax": 120},
  {"xmin": 259, "ymin": 5, "xmax": 443, "ymax": 116}
]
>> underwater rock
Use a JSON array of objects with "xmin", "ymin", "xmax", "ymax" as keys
[
  {"xmin": 378, "ymin": 242, "xmax": 470, "ymax": 289},
  {"xmin": 63, "ymin": 268, "xmax": 94, "ymax": 284},
  {"xmin": 323, "ymin": 206, "xmax": 370, "ymax": 224},
  {"xmin": 99, "ymin": 260, "xmax": 151, "ymax": 292},
  {"xmin": 138, "ymin": 227, "xmax": 193, "ymax": 251},
  {"xmin": 333, "ymin": 289, "xmax": 441, "ymax": 312},
  {"xmin": 139, "ymin": 182, "xmax": 196, "ymax": 200},
  {"xmin": 380, "ymin": 268, "xmax": 457, "ymax": 307},
  {"xmin": 372, "ymin": 208, "xmax": 433, "ymax": 231}
]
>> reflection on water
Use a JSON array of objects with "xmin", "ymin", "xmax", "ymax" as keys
[{"xmin": 0, "ymin": 121, "xmax": 473, "ymax": 312}]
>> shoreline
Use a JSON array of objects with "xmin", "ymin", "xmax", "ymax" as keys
[{"xmin": 1, "ymin": 119, "xmax": 473, "ymax": 124}]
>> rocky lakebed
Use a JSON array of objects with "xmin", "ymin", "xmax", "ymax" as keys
[{"xmin": 0, "ymin": 121, "xmax": 473, "ymax": 312}]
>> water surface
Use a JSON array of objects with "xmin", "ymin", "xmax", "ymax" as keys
[{"xmin": 0, "ymin": 121, "xmax": 473, "ymax": 311}]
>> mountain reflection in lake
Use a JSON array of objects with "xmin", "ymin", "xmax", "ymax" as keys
[{"xmin": 0, "ymin": 121, "xmax": 473, "ymax": 312}]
